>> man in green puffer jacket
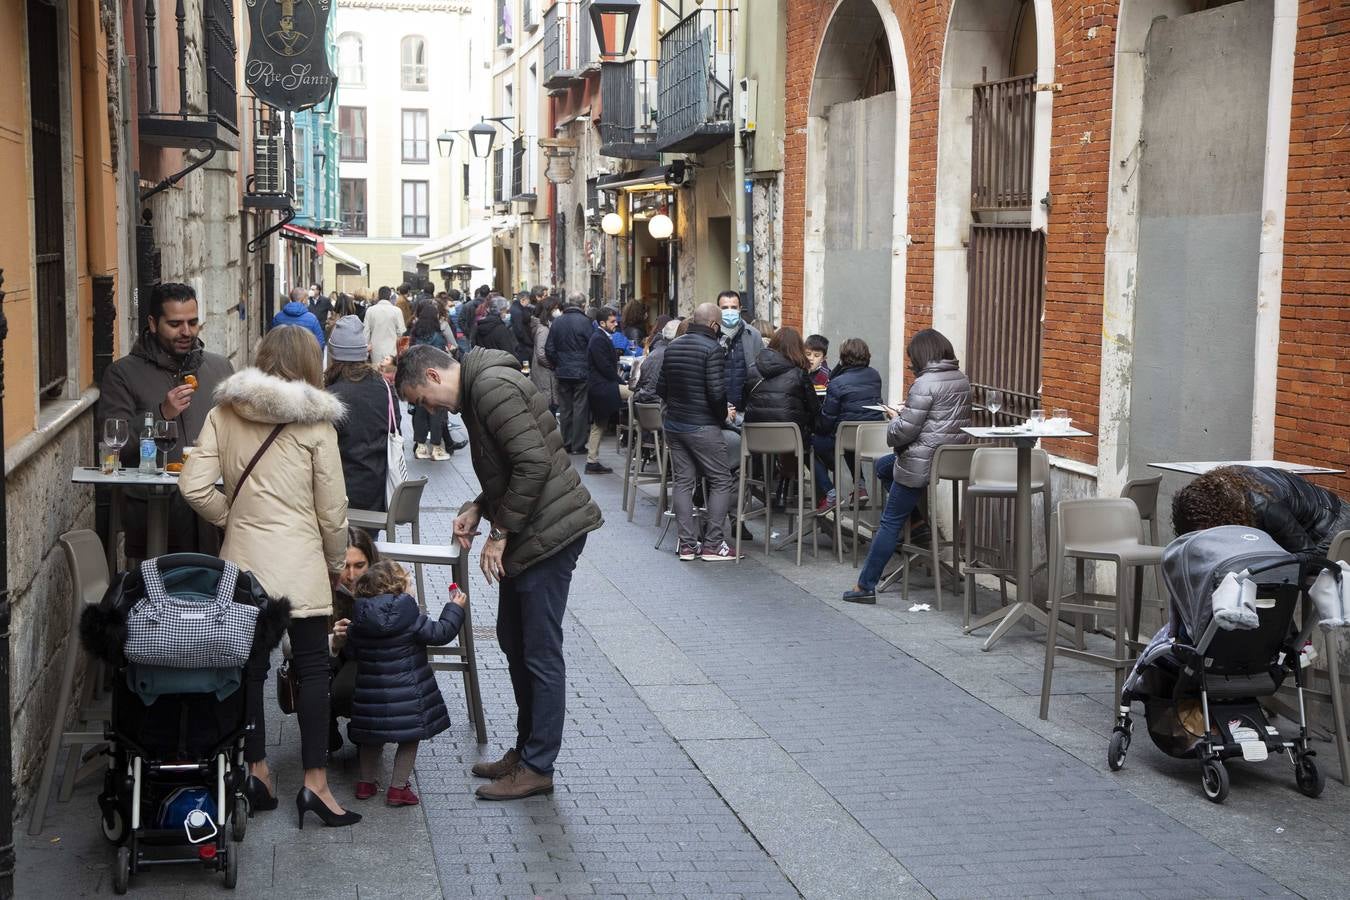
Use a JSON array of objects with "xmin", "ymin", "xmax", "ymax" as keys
[{"xmin": 396, "ymin": 345, "xmax": 603, "ymax": 800}]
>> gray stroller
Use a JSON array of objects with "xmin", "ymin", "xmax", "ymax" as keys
[{"xmin": 1110, "ymin": 526, "xmax": 1337, "ymax": 803}]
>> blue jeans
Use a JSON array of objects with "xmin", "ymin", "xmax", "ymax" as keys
[
  {"xmin": 857, "ymin": 455, "xmax": 923, "ymax": 591},
  {"xmin": 812, "ymin": 435, "xmax": 858, "ymax": 496}
]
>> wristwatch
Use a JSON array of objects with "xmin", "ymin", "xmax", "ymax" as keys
[{"xmin": 488, "ymin": 526, "xmax": 509, "ymax": 542}]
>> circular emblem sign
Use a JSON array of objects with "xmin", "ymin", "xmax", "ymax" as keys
[{"xmin": 261, "ymin": 0, "xmax": 317, "ymax": 58}]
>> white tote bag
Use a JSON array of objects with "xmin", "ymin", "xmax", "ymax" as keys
[{"xmin": 385, "ymin": 380, "xmax": 409, "ymax": 505}]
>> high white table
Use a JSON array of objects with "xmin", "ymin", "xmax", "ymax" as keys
[
  {"xmin": 1149, "ymin": 460, "xmax": 1344, "ymax": 477},
  {"xmin": 373, "ymin": 540, "xmax": 487, "ymax": 745},
  {"xmin": 71, "ymin": 467, "xmax": 182, "ymax": 571},
  {"xmin": 961, "ymin": 425, "xmax": 1093, "ymax": 651}
]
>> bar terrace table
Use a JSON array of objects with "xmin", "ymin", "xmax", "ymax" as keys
[
  {"xmin": 71, "ymin": 467, "xmax": 182, "ymax": 573},
  {"xmin": 961, "ymin": 424, "xmax": 1092, "ymax": 651}
]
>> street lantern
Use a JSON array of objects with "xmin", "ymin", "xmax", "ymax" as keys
[
  {"xmin": 588, "ymin": 0, "xmax": 641, "ymax": 59},
  {"xmin": 601, "ymin": 212, "xmax": 624, "ymax": 236},
  {"xmin": 436, "ymin": 130, "xmax": 455, "ymax": 158},
  {"xmin": 468, "ymin": 121, "xmax": 497, "ymax": 159},
  {"xmin": 647, "ymin": 212, "xmax": 673, "ymax": 240}
]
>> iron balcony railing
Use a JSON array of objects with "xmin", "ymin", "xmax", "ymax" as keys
[
  {"xmin": 493, "ymin": 147, "xmax": 506, "ymax": 203},
  {"xmin": 243, "ymin": 98, "xmax": 294, "ymax": 209},
  {"xmin": 599, "ymin": 59, "xmax": 660, "ymax": 160},
  {"xmin": 511, "ymin": 135, "xmax": 538, "ymax": 200},
  {"xmin": 655, "ymin": 7, "xmax": 734, "ymax": 153},
  {"xmin": 140, "ymin": 0, "xmax": 240, "ymax": 150},
  {"xmin": 543, "ymin": 1, "xmax": 581, "ymax": 89},
  {"xmin": 971, "ymin": 74, "xmax": 1036, "ymax": 213}
]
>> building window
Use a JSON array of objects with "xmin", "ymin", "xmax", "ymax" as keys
[
  {"xmin": 497, "ymin": 0, "xmax": 513, "ymax": 46},
  {"xmin": 462, "ymin": 163, "xmax": 470, "ymax": 200},
  {"xmin": 402, "ymin": 180, "xmax": 429, "ymax": 237},
  {"xmin": 28, "ymin": 0, "xmax": 67, "ymax": 398},
  {"xmin": 339, "ymin": 106, "xmax": 366, "ymax": 161},
  {"xmin": 341, "ymin": 178, "xmax": 367, "ymax": 236},
  {"xmin": 401, "ymin": 109, "xmax": 428, "ymax": 163},
  {"xmin": 338, "ymin": 32, "xmax": 364, "ymax": 85},
  {"xmin": 294, "ymin": 126, "xmax": 307, "ymax": 208},
  {"xmin": 401, "ymin": 36, "xmax": 428, "ymax": 90}
]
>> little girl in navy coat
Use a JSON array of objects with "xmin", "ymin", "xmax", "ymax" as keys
[{"xmin": 346, "ymin": 561, "xmax": 465, "ymax": 806}]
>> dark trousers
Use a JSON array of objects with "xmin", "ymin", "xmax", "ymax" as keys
[
  {"xmin": 496, "ymin": 535, "xmax": 586, "ymax": 775},
  {"xmin": 245, "ymin": 616, "xmax": 330, "ymax": 770},
  {"xmin": 412, "ymin": 405, "xmax": 448, "ymax": 445},
  {"xmin": 556, "ymin": 379, "xmax": 590, "ymax": 451}
]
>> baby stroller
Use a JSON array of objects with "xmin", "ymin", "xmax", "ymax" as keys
[
  {"xmin": 80, "ymin": 554, "xmax": 288, "ymax": 893},
  {"xmin": 1109, "ymin": 526, "xmax": 1339, "ymax": 803}
]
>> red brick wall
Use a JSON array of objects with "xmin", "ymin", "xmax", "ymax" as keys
[
  {"xmin": 1274, "ymin": 0, "xmax": 1350, "ymax": 495},
  {"xmin": 782, "ymin": 0, "xmax": 1120, "ymax": 466}
]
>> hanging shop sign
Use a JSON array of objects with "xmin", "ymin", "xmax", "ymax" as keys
[{"xmin": 244, "ymin": 0, "xmax": 337, "ymax": 112}]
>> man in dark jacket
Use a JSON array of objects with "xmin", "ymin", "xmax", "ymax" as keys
[
  {"xmin": 396, "ymin": 345, "xmax": 603, "ymax": 801},
  {"xmin": 584, "ymin": 307, "xmax": 622, "ymax": 474},
  {"xmin": 458, "ymin": 290, "xmax": 485, "ymax": 347},
  {"xmin": 657, "ymin": 303, "xmax": 738, "ymax": 562},
  {"xmin": 1173, "ymin": 466, "xmax": 1350, "ymax": 556},
  {"xmin": 97, "ymin": 282, "xmax": 234, "ymax": 558},
  {"xmin": 509, "ymin": 292, "xmax": 534, "ymax": 362},
  {"xmin": 716, "ymin": 290, "xmax": 762, "ymax": 410},
  {"xmin": 473, "ymin": 296, "xmax": 520, "ymax": 356},
  {"xmin": 545, "ymin": 294, "xmax": 594, "ymax": 454},
  {"xmin": 308, "ymin": 283, "xmax": 332, "ymax": 332}
]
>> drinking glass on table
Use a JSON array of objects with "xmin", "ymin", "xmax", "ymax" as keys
[
  {"xmin": 1052, "ymin": 408, "xmax": 1070, "ymax": 425},
  {"xmin": 102, "ymin": 418, "xmax": 129, "ymax": 473},
  {"xmin": 153, "ymin": 419, "xmax": 179, "ymax": 471},
  {"xmin": 1029, "ymin": 409, "xmax": 1045, "ymax": 429},
  {"xmin": 986, "ymin": 390, "xmax": 1003, "ymax": 422}
]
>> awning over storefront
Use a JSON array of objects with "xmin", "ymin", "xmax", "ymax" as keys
[
  {"xmin": 412, "ymin": 220, "xmax": 501, "ymax": 267},
  {"xmin": 595, "ymin": 165, "xmax": 671, "ymax": 192},
  {"xmin": 325, "ymin": 243, "xmax": 366, "ymax": 274},
  {"xmin": 281, "ymin": 224, "xmax": 324, "ymax": 253}
]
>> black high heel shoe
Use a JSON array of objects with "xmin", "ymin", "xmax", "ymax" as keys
[
  {"xmin": 243, "ymin": 775, "xmax": 278, "ymax": 815},
  {"xmin": 295, "ymin": 787, "xmax": 361, "ymax": 829}
]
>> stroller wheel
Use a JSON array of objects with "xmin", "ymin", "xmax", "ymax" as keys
[
  {"xmin": 100, "ymin": 807, "xmax": 128, "ymax": 845},
  {"xmin": 1294, "ymin": 755, "xmax": 1325, "ymax": 798},
  {"xmin": 223, "ymin": 843, "xmax": 239, "ymax": 889},
  {"xmin": 232, "ymin": 795, "xmax": 248, "ymax": 842},
  {"xmin": 1108, "ymin": 729, "xmax": 1130, "ymax": 771},
  {"xmin": 113, "ymin": 845, "xmax": 131, "ymax": 894},
  {"xmin": 1201, "ymin": 759, "xmax": 1230, "ymax": 803}
]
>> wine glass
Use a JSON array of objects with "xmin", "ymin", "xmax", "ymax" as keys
[
  {"xmin": 986, "ymin": 390, "xmax": 1003, "ymax": 423},
  {"xmin": 103, "ymin": 418, "xmax": 129, "ymax": 472},
  {"xmin": 153, "ymin": 419, "xmax": 179, "ymax": 470}
]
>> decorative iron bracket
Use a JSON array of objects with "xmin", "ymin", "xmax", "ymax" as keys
[
  {"xmin": 140, "ymin": 140, "xmax": 217, "ymax": 203},
  {"xmin": 247, "ymin": 206, "xmax": 297, "ymax": 254}
]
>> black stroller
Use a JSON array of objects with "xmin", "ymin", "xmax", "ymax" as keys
[
  {"xmin": 80, "ymin": 554, "xmax": 288, "ymax": 893},
  {"xmin": 1109, "ymin": 526, "xmax": 1338, "ymax": 803}
]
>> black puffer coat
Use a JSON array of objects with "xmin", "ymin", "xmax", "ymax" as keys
[
  {"xmin": 346, "ymin": 592, "xmax": 464, "ymax": 744},
  {"xmin": 1244, "ymin": 467, "xmax": 1347, "ymax": 555},
  {"xmin": 744, "ymin": 348, "xmax": 820, "ymax": 437},
  {"xmin": 544, "ymin": 307, "xmax": 593, "ymax": 381},
  {"xmin": 657, "ymin": 324, "xmax": 726, "ymax": 427},
  {"xmin": 474, "ymin": 313, "xmax": 519, "ymax": 356},
  {"xmin": 327, "ymin": 371, "xmax": 396, "ymax": 512},
  {"xmin": 587, "ymin": 328, "xmax": 622, "ymax": 422},
  {"xmin": 815, "ymin": 364, "xmax": 884, "ymax": 436}
]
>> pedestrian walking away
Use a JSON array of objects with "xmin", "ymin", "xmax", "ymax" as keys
[
  {"xmin": 545, "ymin": 293, "xmax": 595, "ymax": 454},
  {"xmin": 271, "ymin": 286, "xmax": 328, "ymax": 348},
  {"xmin": 396, "ymin": 344, "xmax": 603, "ymax": 800}
]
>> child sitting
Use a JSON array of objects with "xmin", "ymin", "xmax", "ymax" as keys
[
  {"xmin": 346, "ymin": 561, "xmax": 466, "ymax": 806},
  {"xmin": 805, "ymin": 334, "xmax": 831, "ymax": 387}
]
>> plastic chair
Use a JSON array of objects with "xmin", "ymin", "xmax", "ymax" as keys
[
  {"xmin": 962, "ymin": 447, "xmax": 1053, "ymax": 630},
  {"xmin": 29, "ymin": 530, "xmax": 111, "ymax": 835},
  {"xmin": 891, "ymin": 443, "xmax": 978, "ymax": 610},
  {"xmin": 1314, "ymin": 530, "xmax": 1350, "ymax": 783},
  {"xmin": 735, "ymin": 423, "xmax": 819, "ymax": 566},
  {"xmin": 849, "ymin": 422, "xmax": 892, "ymax": 567},
  {"xmin": 829, "ymin": 421, "xmax": 866, "ymax": 563},
  {"xmin": 348, "ymin": 477, "xmax": 429, "ymax": 602},
  {"xmin": 627, "ymin": 402, "xmax": 668, "ymax": 525},
  {"xmin": 1039, "ymin": 498, "xmax": 1164, "ymax": 719},
  {"xmin": 1121, "ymin": 475, "xmax": 1167, "ymax": 614}
]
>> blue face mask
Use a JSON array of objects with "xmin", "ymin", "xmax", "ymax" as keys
[{"xmin": 720, "ymin": 308, "xmax": 741, "ymax": 329}]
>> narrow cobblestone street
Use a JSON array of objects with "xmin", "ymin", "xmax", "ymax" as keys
[{"xmin": 19, "ymin": 433, "xmax": 1350, "ymax": 898}]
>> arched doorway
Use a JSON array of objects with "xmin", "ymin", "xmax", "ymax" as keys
[
  {"xmin": 932, "ymin": 0, "xmax": 1052, "ymax": 419},
  {"xmin": 803, "ymin": 0, "xmax": 910, "ymax": 398}
]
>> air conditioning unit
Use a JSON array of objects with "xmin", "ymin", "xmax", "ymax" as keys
[{"xmin": 253, "ymin": 132, "xmax": 289, "ymax": 195}]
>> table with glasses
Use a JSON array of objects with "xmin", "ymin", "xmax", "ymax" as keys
[
  {"xmin": 962, "ymin": 422, "xmax": 1093, "ymax": 651},
  {"xmin": 71, "ymin": 467, "xmax": 183, "ymax": 572}
]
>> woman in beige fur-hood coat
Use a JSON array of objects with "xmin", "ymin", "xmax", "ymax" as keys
[{"xmin": 180, "ymin": 363, "xmax": 349, "ymax": 618}]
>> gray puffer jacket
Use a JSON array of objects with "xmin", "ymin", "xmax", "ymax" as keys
[{"xmin": 887, "ymin": 360, "xmax": 972, "ymax": 488}]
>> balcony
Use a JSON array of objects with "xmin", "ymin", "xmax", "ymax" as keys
[
  {"xmin": 511, "ymin": 135, "xmax": 538, "ymax": 203},
  {"xmin": 654, "ymin": 7, "xmax": 734, "ymax": 154},
  {"xmin": 542, "ymin": 2, "xmax": 582, "ymax": 91},
  {"xmin": 599, "ymin": 59, "xmax": 660, "ymax": 160},
  {"xmin": 138, "ymin": 0, "xmax": 240, "ymax": 151}
]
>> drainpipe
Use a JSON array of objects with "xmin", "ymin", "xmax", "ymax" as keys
[
  {"xmin": 732, "ymin": 5, "xmax": 749, "ymax": 315},
  {"xmin": 0, "ymin": 268, "xmax": 14, "ymax": 900}
]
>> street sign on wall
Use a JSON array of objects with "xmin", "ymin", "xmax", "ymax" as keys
[{"xmin": 244, "ymin": 0, "xmax": 337, "ymax": 112}]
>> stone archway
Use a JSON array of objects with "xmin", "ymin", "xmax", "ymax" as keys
[{"xmin": 802, "ymin": 0, "xmax": 910, "ymax": 398}]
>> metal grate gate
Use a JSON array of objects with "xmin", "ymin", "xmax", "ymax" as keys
[
  {"xmin": 971, "ymin": 74, "xmax": 1036, "ymax": 213},
  {"xmin": 28, "ymin": 0, "xmax": 67, "ymax": 398}
]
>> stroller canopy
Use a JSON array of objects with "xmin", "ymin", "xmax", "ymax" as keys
[{"xmin": 1162, "ymin": 526, "xmax": 1302, "ymax": 640}]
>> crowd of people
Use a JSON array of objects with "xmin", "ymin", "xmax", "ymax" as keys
[{"xmin": 91, "ymin": 275, "xmax": 1349, "ymax": 836}]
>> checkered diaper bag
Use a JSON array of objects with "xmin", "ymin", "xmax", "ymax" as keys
[{"xmin": 124, "ymin": 559, "xmax": 259, "ymax": 669}]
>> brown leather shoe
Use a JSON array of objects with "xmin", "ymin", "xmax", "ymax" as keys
[
  {"xmin": 474, "ymin": 763, "xmax": 553, "ymax": 801},
  {"xmin": 470, "ymin": 748, "xmax": 521, "ymax": 780}
]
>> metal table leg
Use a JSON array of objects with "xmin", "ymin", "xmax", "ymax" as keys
[
  {"xmin": 145, "ymin": 488, "xmax": 170, "ymax": 558},
  {"xmin": 980, "ymin": 438, "xmax": 1054, "ymax": 651}
]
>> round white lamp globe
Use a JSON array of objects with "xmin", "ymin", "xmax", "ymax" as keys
[
  {"xmin": 647, "ymin": 212, "xmax": 674, "ymax": 240},
  {"xmin": 601, "ymin": 212, "xmax": 624, "ymax": 236}
]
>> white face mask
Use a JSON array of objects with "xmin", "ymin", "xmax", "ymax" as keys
[{"xmin": 552, "ymin": 309, "xmax": 562, "ymax": 319}]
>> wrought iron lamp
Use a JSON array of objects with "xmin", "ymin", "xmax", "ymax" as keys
[
  {"xmin": 588, "ymin": 0, "xmax": 642, "ymax": 58},
  {"xmin": 436, "ymin": 130, "xmax": 456, "ymax": 158}
]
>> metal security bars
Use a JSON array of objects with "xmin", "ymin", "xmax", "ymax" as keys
[
  {"xmin": 971, "ymin": 74, "xmax": 1035, "ymax": 213},
  {"xmin": 599, "ymin": 59, "xmax": 660, "ymax": 160},
  {"xmin": 511, "ymin": 136, "xmax": 538, "ymax": 200},
  {"xmin": 28, "ymin": 0, "xmax": 67, "ymax": 398},
  {"xmin": 655, "ymin": 7, "xmax": 735, "ymax": 153},
  {"xmin": 139, "ymin": 0, "xmax": 240, "ymax": 149},
  {"xmin": 493, "ymin": 148, "xmax": 506, "ymax": 204},
  {"xmin": 543, "ymin": 1, "xmax": 581, "ymax": 88},
  {"xmin": 965, "ymin": 224, "xmax": 1045, "ymax": 424},
  {"xmin": 203, "ymin": 0, "xmax": 238, "ymax": 132}
]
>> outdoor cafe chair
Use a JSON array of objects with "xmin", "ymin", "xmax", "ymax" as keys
[
  {"xmin": 349, "ymin": 477, "xmax": 429, "ymax": 603},
  {"xmin": 626, "ymin": 401, "xmax": 668, "ymax": 525},
  {"xmin": 962, "ymin": 447, "xmax": 1052, "ymax": 630},
  {"xmin": 735, "ymin": 422, "xmax": 820, "ymax": 566},
  {"xmin": 888, "ymin": 443, "xmax": 979, "ymax": 610}
]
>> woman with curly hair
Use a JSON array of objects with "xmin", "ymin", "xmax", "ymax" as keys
[{"xmin": 1171, "ymin": 465, "xmax": 1350, "ymax": 556}]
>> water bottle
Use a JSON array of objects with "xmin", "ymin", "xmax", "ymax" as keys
[{"xmin": 138, "ymin": 411, "xmax": 157, "ymax": 474}]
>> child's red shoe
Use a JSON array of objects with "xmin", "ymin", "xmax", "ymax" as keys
[
  {"xmin": 354, "ymin": 781, "xmax": 379, "ymax": 800},
  {"xmin": 386, "ymin": 783, "xmax": 420, "ymax": 807}
]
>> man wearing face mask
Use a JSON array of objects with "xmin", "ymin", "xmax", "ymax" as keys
[
  {"xmin": 97, "ymin": 282, "xmax": 234, "ymax": 558},
  {"xmin": 583, "ymin": 307, "xmax": 623, "ymax": 474},
  {"xmin": 716, "ymin": 290, "xmax": 762, "ymax": 412}
]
